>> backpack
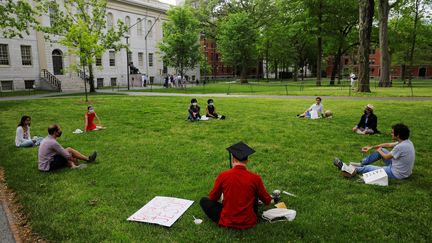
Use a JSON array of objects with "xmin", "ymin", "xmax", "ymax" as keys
[{"xmin": 262, "ymin": 208, "xmax": 296, "ymax": 223}]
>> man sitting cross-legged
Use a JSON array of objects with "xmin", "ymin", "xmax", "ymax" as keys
[
  {"xmin": 334, "ymin": 123, "xmax": 415, "ymax": 179},
  {"xmin": 38, "ymin": 124, "xmax": 97, "ymax": 171},
  {"xmin": 200, "ymin": 142, "xmax": 273, "ymax": 229}
]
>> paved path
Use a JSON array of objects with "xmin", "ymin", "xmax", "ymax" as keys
[
  {"xmin": 1, "ymin": 88, "xmax": 432, "ymax": 101},
  {"xmin": 115, "ymin": 91, "xmax": 432, "ymax": 100},
  {"xmin": 0, "ymin": 204, "xmax": 15, "ymax": 243}
]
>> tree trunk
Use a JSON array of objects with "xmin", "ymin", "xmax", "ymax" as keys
[
  {"xmin": 88, "ymin": 64, "xmax": 95, "ymax": 92},
  {"xmin": 240, "ymin": 61, "xmax": 248, "ymax": 83},
  {"xmin": 330, "ymin": 47, "xmax": 342, "ymax": 86},
  {"xmin": 408, "ymin": 0, "xmax": 420, "ymax": 87},
  {"xmin": 401, "ymin": 64, "xmax": 406, "ymax": 82},
  {"xmin": 337, "ymin": 59, "xmax": 343, "ymax": 85},
  {"xmin": 293, "ymin": 63, "xmax": 298, "ymax": 81},
  {"xmin": 358, "ymin": 0, "xmax": 374, "ymax": 92},
  {"xmin": 274, "ymin": 61, "xmax": 278, "ymax": 80},
  {"xmin": 316, "ymin": 0, "xmax": 323, "ymax": 86},
  {"xmin": 378, "ymin": 0, "xmax": 391, "ymax": 87}
]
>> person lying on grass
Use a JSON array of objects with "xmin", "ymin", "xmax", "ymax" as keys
[
  {"xmin": 188, "ymin": 98, "xmax": 201, "ymax": 122},
  {"xmin": 352, "ymin": 104, "xmax": 379, "ymax": 135},
  {"xmin": 38, "ymin": 124, "xmax": 97, "ymax": 171},
  {"xmin": 84, "ymin": 105, "xmax": 105, "ymax": 132},
  {"xmin": 297, "ymin": 96, "xmax": 325, "ymax": 119},
  {"xmin": 205, "ymin": 99, "xmax": 225, "ymax": 120},
  {"xmin": 15, "ymin": 115, "xmax": 43, "ymax": 147},
  {"xmin": 200, "ymin": 142, "xmax": 273, "ymax": 229},
  {"xmin": 334, "ymin": 123, "xmax": 415, "ymax": 179}
]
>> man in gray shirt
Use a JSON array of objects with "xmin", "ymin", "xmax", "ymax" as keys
[
  {"xmin": 38, "ymin": 124, "xmax": 97, "ymax": 171},
  {"xmin": 334, "ymin": 123, "xmax": 415, "ymax": 179}
]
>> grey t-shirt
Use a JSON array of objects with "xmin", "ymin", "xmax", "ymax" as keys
[{"xmin": 390, "ymin": 140, "xmax": 415, "ymax": 179}]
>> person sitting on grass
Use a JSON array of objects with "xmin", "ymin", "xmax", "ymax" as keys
[
  {"xmin": 188, "ymin": 98, "xmax": 201, "ymax": 122},
  {"xmin": 297, "ymin": 97, "xmax": 324, "ymax": 119},
  {"xmin": 15, "ymin": 115, "xmax": 44, "ymax": 147},
  {"xmin": 84, "ymin": 105, "xmax": 104, "ymax": 132},
  {"xmin": 200, "ymin": 142, "xmax": 273, "ymax": 229},
  {"xmin": 352, "ymin": 104, "xmax": 379, "ymax": 135},
  {"xmin": 334, "ymin": 123, "xmax": 415, "ymax": 179},
  {"xmin": 205, "ymin": 99, "xmax": 225, "ymax": 120},
  {"xmin": 38, "ymin": 124, "xmax": 97, "ymax": 171}
]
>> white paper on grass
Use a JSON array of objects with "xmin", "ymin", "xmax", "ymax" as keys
[
  {"xmin": 310, "ymin": 110, "xmax": 319, "ymax": 119},
  {"xmin": 127, "ymin": 196, "xmax": 194, "ymax": 227},
  {"xmin": 362, "ymin": 168, "xmax": 388, "ymax": 186},
  {"xmin": 341, "ymin": 163, "xmax": 356, "ymax": 174}
]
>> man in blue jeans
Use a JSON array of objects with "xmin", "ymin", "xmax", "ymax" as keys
[{"xmin": 334, "ymin": 123, "xmax": 415, "ymax": 179}]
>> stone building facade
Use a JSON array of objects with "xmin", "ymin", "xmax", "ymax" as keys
[{"xmin": 0, "ymin": 0, "xmax": 199, "ymax": 92}]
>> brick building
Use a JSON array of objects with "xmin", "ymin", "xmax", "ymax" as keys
[
  {"xmin": 326, "ymin": 48, "xmax": 432, "ymax": 80},
  {"xmin": 200, "ymin": 36, "xmax": 263, "ymax": 79}
]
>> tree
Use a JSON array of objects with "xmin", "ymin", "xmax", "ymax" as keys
[
  {"xmin": 217, "ymin": 11, "xmax": 258, "ymax": 83},
  {"xmin": 378, "ymin": 0, "xmax": 401, "ymax": 87},
  {"xmin": 40, "ymin": 0, "xmax": 127, "ymax": 93},
  {"xmin": 159, "ymin": 6, "xmax": 201, "ymax": 83},
  {"xmin": 357, "ymin": 0, "xmax": 375, "ymax": 92},
  {"xmin": 323, "ymin": 0, "xmax": 359, "ymax": 85},
  {"xmin": 0, "ymin": 0, "xmax": 37, "ymax": 38},
  {"xmin": 390, "ymin": 0, "xmax": 432, "ymax": 83}
]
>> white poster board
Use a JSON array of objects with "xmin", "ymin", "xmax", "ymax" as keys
[
  {"xmin": 310, "ymin": 110, "xmax": 319, "ymax": 119},
  {"xmin": 362, "ymin": 169, "xmax": 388, "ymax": 186},
  {"xmin": 127, "ymin": 196, "xmax": 194, "ymax": 227}
]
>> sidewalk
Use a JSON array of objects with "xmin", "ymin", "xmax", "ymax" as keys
[
  {"xmin": 1, "ymin": 87, "xmax": 432, "ymax": 101},
  {"xmin": 0, "ymin": 169, "xmax": 19, "ymax": 243}
]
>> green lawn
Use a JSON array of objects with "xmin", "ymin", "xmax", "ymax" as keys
[
  {"xmin": 0, "ymin": 95, "xmax": 431, "ymax": 242},
  {"xmin": 0, "ymin": 90, "xmax": 54, "ymax": 97},
  {"xmin": 134, "ymin": 79, "xmax": 432, "ymax": 97}
]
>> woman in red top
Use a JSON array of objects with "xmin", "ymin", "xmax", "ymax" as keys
[{"xmin": 84, "ymin": 106, "xmax": 104, "ymax": 132}]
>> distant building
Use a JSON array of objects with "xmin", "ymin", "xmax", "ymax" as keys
[
  {"xmin": 326, "ymin": 48, "xmax": 432, "ymax": 80},
  {"xmin": 0, "ymin": 0, "xmax": 199, "ymax": 92}
]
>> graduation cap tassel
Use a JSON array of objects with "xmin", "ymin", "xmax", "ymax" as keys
[{"xmin": 229, "ymin": 152, "xmax": 232, "ymax": 169}]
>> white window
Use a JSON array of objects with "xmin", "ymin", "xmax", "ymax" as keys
[
  {"xmin": 137, "ymin": 18, "xmax": 142, "ymax": 35},
  {"xmin": 147, "ymin": 20, "xmax": 153, "ymax": 38},
  {"xmin": 25, "ymin": 80, "xmax": 35, "ymax": 89},
  {"xmin": 21, "ymin": 45, "xmax": 32, "ymax": 66},
  {"xmin": 127, "ymin": 51, "xmax": 132, "ymax": 64},
  {"xmin": 138, "ymin": 52, "xmax": 143, "ymax": 66},
  {"xmin": 96, "ymin": 56, "xmax": 102, "ymax": 66},
  {"xmin": 148, "ymin": 53, "xmax": 153, "ymax": 67},
  {"xmin": 107, "ymin": 13, "xmax": 114, "ymax": 29},
  {"xmin": 97, "ymin": 78, "xmax": 104, "ymax": 88},
  {"xmin": 125, "ymin": 16, "xmax": 131, "ymax": 34},
  {"xmin": 49, "ymin": 6, "xmax": 57, "ymax": 27},
  {"xmin": 1, "ymin": 81, "xmax": 13, "ymax": 91},
  {"xmin": 0, "ymin": 44, "xmax": 10, "ymax": 65},
  {"xmin": 109, "ymin": 51, "xmax": 115, "ymax": 66},
  {"xmin": 110, "ymin": 77, "xmax": 117, "ymax": 86}
]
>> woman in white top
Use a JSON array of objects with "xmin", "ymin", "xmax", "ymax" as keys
[
  {"xmin": 15, "ymin": 116, "xmax": 43, "ymax": 147},
  {"xmin": 297, "ymin": 97, "xmax": 324, "ymax": 119}
]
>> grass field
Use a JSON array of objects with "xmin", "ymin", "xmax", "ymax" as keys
[
  {"xmin": 0, "ymin": 90, "xmax": 54, "ymax": 97},
  {"xmin": 133, "ymin": 79, "xmax": 432, "ymax": 97},
  {"xmin": 0, "ymin": 95, "xmax": 431, "ymax": 242}
]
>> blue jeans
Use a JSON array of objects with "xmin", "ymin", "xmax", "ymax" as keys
[
  {"xmin": 17, "ymin": 137, "xmax": 44, "ymax": 147},
  {"xmin": 356, "ymin": 148, "xmax": 396, "ymax": 179},
  {"xmin": 18, "ymin": 139, "xmax": 34, "ymax": 147}
]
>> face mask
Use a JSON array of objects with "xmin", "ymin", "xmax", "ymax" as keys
[
  {"xmin": 192, "ymin": 103, "xmax": 197, "ymax": 106},
  {"xmin": 89, "ymin": 109, "xmax": 95, "ymax": 113},
  {"xmin": 209, "ymin": 103, "xmax": 214, "ymax": 106},
  {"xmin": 57, "ymin": 131, "xmax": 62, "ymax": 137}
]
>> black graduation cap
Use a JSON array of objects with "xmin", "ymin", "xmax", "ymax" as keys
[{"xmin": 226, "ymin": 141, "xmax": 255, "ymax": 168}]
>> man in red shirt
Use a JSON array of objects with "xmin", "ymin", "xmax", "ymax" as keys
[{"xmin": 200, "ymin": 142, "xmax": 273, "ymax": 229}]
